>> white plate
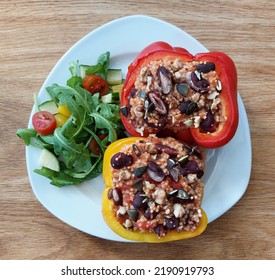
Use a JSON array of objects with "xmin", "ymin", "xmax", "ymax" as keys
[{"xmin": 26, "ymin": 15, "xmax": 251, "ymax": 242}]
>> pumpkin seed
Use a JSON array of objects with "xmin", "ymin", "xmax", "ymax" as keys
[
  {"xmin": 167, "ymin": 189, "xmax": 179, "ymax": 200},
  {"xmin": 169, "ymin": 167, "xmax": 179, "ymax": 182},
  {"xmin": 132, "ymin": 144, "xmax": 141, "ymax": 156},
  {"xmin": 127, "ymin": 209, "xmax": 139, "ymax": 222},
  {"xmin": 137, "ymin": 90, "xmax": 147, "ymax": 100},
  {"xmin": 133, "ymin": 178, "xmax": 143, "ymax": 191},
  {"xmin": 120, "ymin": 106, "xmax": 128, "ymax": 117},
  {"xmin": 178, "ymin": 100, "xmax": 198, "ymax": 115},
  {"xmin": 177, "ymin": 189, "xmax": 190, "ymax": 201},
  {"xmin": 186, "ymin": 102, "xmax": 198, "ymax": 115},
  {"xmin": 176, "ymin": 83, "xmax": 189, "ymax": 96},
  {"xmin": 182, "ymin": 145, "xmax": 192, "ymax": 153},
  {"xmin": 178, "ymin": 155, "xmax": 189, "ymax": 166},
  {"xmin": 167, "ymin": 158, "xmax": 177, "ymax": 169},
  {"xmin": 134, "ymin": 166, "xmax": 147, "ymax": 178}
]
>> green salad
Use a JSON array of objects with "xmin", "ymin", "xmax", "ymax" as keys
[{"xmin": 17, "ymin": 52, "xmax": 125, "ymax": 187}]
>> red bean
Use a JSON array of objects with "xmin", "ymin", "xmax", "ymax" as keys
[
  {"xmin": 157, "ymin": 66, "xmax": 173, "ymax": 94},
  {"xmin": 196, "ymin": 62, "xmax": 216, "ymax": 73},
  {"xmin": 147, "ymin": 161, "xmax": 165, "ymax": 182},
  {"xmin": 153, "ymin": 224, "xmax": 167, "ymax": 237},
  {"xmin": 132, "ymin": 191, "xmax": 147, "ymax": 209},
  {"xmin": 165, "ymin": 217, "xmax": 179, "ymax": 230},
  {"xmin": 111, "ymin": 152, "xmax": 133, "ymax": 169},
  {"xmin": 155, "ymin": 144, "xmax": 178, "ymax": 156},
  {"xmin": 149, "ymin": 91, "xmax": 167, "ymax": 115},
  {"xmin": 200, "ymin": 110, "xmax": 215, "ymax": 132},
  {"xmin": 112, "ymin": 188, "xmax": 123, "ymax": 206}
]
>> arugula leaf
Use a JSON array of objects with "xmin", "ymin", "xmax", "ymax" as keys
[
  {"xmin": 67, "ymin": 61, "xmax": 83, "ymax": 88},
  {"xmin": 96, "ymin": 102, "xmax": 121, "ymax": 124},
  {"xmin": 73, "ymin": 85, "xmax": 99, "ymax": 114},
  {"xmin": 64, "ymin": 154, "xmax": 102, "ymax": 179},
  {"xmin": 17, "ymin": 128, "xmax": 54, "ymax": 149},
  {"xmin": 53, "ymin": 128, "xmax": 92, "ymax": 173},
  {"xmin": 46, "ymin": 84, "xmax": 90, "ymax": 138},
  {"xmin": 17, "ymin": 128, "xmax": 38, "ymax": 146},
  {"xmin": 90, "ymin": 112, "xmax": 117, "ymax": 143},
  {"xmin": 97, "ymin": 51, "xmax": 110, "ymax": 72},
  {"xmin": 67, "ymin": 75, "xmax": 82, "ymax": 88},
  {"xmin": 18, "ymin": 51, "xmax": 124, "ymax": 187},
  {"xmin": 69, "ymin": 60, "xmax": 80, "ymax": 77},
  {"xmin": 85, "ymin": 51, "xmax": 110, "ymax": 79},
  {"xmin": 34, "ymin": 167, "xmax": 84, "ymax": 187}
]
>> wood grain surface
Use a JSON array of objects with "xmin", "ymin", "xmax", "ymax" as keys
[{"xmin": 1, "ymin": 0, "xmax": 275, "ymax": 260}]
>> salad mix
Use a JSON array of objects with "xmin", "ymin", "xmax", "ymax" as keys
[{"xmin": 17, "ymin": 52, "xmax": 125, "ymax": 187}]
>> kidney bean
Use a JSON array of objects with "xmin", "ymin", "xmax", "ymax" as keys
[
  {"xmin": 147, "ymin": 161, "xmax": 165, "ymax": 182},
  {"xmin": 165, "ymin": 217, "xmax": 179, "ymax": 230},
  {"xmin": 144, "ymin": 207, "xmax": 158, "ymax": 220},
  {"xmin": 112, "ymin": 188, "xmax": 123, "ymax": 206},
  {"xmin": 196, "ymin": 62, "xmax": 216, "ymax": 73},
  {"xmin": 144, "ymin": 115, "xmax": 167, "ymax": 129},
  {"xmin": 132, "ymin": 191, "xmax": 147, "ymax": 210},
  {"xmin": 200, "ymin": 110, "xmax": 215, "ymax": 132},
  {"xmin": 149, "ymin": 91, "xmax": 167, "ymax": 115},
  {"xmin": 111, "ymin": 152, "xmax": 133, "ymax": 169},
  {"xmin": 157, "ymin": 66, "xmax": 173, "ymax": 94},
  {"xmin": 153, "ymin": 224, "xmax": 167, "ymax": 237},
  {"xmin": 155, "ymin": 144, "xmax": 178, "ymax": 156}
]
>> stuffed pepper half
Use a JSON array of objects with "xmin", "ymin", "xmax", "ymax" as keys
[
  {"xmin": 102, "ymin": 135, "xmax": 207, "ymax": 243},
  {"xmin": 120, "ymin": 42, "xmax": 238, "ymax": 148}
]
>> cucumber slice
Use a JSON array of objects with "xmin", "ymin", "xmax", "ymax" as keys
[
  {"xmin": 80, "ymin": 65, "xmax": 122, "ymax": 86},
  {"xmin": 38, "ymin": 100, "xmax": 58, "ymax": 114},
  {"xmin": 112, "ymin": 84, "xmax": 124, "ymax": 97},
  {"xmin": 79, "ymin": 64, "xmax": 89, "ymax": 79},
  {"xmin": 101, "ymin": 92, "xmax": 120, "ymax": 104},
  {"xmin": 106, "ymin": 69, "xmax": 123, "ymax": 85},
  {"xmin": 39, "ymin": 148, "xmax": 60, "ymax": 172}
]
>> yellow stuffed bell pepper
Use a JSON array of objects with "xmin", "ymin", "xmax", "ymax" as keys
[{"xmin": 102, "ymin": 136, "xmax": 208, "ymax": 243}]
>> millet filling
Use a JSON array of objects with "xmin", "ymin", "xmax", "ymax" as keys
[
  {"xmin": 122, "ymin": 59, "xmax": 225, "ymax": 136},
  {"xmin": 108, "ymin": 136, "xmax": 205, "ymax": 238}
]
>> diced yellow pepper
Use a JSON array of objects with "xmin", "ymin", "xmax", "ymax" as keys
[
  {"xmin": 58, "ymin": 104, "xmax": 71, "ymax": 117},
  {"xmin": 55, "ymin": 113, "xmax": 69, "ymax": 127}
]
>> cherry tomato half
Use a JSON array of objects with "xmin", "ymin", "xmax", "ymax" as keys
[
  {"xmin": 32, "ymin": 111, "xmax": 56, "ymax": 135},
  {"xmin": 89, "ymin": 134, "xmax": 107, "ymax": 155},
  {"xmin": 82, "ymin": 74, "xmax": 109, "ymax": 96}
]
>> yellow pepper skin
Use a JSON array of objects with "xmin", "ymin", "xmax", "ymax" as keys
[
  {"xmin": 57, "ymin": 104, "xmax": 72, "ymax": 117},
  {"xmin": 102, "ymin": 137, "xmax": 208, "ymax": 243},
  {"xmin": 54, "ymin": 113, "xmax": 69, "ymax": 127}
]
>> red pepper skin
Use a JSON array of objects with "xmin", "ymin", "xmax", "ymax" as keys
[
  {"xmin": 121, "ymin": 41, "xmax": 238, "ymax": 148},
  {"xmin": 191, "ymin": 51, "xmax": 238, "ymax": 148}
]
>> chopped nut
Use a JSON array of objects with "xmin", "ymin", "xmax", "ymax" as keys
[
  {"xmin": 144, "ymin": 180, "xmax": 155, "ymax": 190},
  {"xmin": 118, "ymin": 170, "xmax": 131, "ymax": 181},
  {"xmin": 187, "ymin": 174, "xmax": 197, "ymax": 183},
  {"xmin": 211, "ymin": 97, "xmax": 221, "ymax": 112},
  {"xmin": 173, "ymin": 203, "xmax": 185, "ymax": 218},
  {"xmin": 193, "ymin": 116, "xmax": 201, "ymax": 128},
  {"xmin": 124, "ymin": 219, "xmax": 133, "ymax": 228},
  {"xmin": 117, "ymin": 206, "xmax": 126, "ymax": 216},
  {"xmin": 152, "ymin": 188, "xmax": 166, "ymax": 205}
]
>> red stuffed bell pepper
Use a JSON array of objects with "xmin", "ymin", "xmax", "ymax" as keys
[{"xmin": 120, "ymin": 42, "xmax": 238, "ymax": 148}]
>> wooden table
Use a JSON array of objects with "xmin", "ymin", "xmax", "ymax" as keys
[{"xmin": 1, "ymin": 0, "xmax": 275, "ymax": 260}]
